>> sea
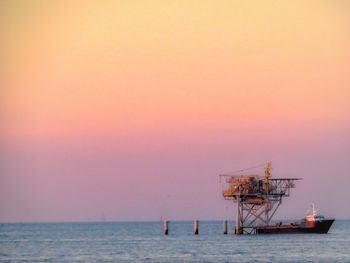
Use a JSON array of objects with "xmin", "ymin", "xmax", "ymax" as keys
[{"xmin": 1, "ymin": 220, "xmax": 350, "ymax": 263}]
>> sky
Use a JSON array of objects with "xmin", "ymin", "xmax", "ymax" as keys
[{"xmin": 1, "ymin": 0, "xmax": 349, "ymax": 222}]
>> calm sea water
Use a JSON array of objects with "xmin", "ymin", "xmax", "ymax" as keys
[{"xmin": 1, "ymin": 220, "xmax": 350, "ymax": 263}]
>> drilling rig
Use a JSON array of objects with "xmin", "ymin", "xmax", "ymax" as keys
[{"xmin": 220, "ymin": 162, "xmax": 300, "ymax": 235}]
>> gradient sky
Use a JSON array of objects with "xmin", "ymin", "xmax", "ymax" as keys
[{"xmin": 1, "ymin": 0, "xmax": 350, "ymax": 222}]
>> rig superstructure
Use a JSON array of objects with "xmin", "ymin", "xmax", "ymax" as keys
[{"xmin": 220, "ymin": 162, "xmax": 301, "ymax": 234}]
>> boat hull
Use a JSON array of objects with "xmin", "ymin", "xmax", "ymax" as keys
[{"xmin": 255, "ymin": 219, "xmax": 335, "ymax": 234}]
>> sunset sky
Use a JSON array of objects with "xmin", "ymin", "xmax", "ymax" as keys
[{"xmin": 1, "ymin": 0, "xmax": 349, "ymax": 222}]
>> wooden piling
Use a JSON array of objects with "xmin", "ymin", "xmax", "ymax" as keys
[
  {"xmin": 194, "ymin": 220, "xmax": 199, "ymax": 235},
  {"xmin": 223, "ymin": 220, "xmax": 228, "ymax": 235},
  {"xmin": 163, "ymin": 220, "xmax": 169, "ymax": 235}
]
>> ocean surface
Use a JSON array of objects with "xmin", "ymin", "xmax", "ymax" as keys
[{"xmin": 1, "ymin": 220, "xmax": 350, "ymax": 263}]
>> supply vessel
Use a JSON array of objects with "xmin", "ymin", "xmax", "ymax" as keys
[
  {"xmin": 220, "ymin": 162, "xmax": 334, "ymax": 234},
  {"xmin": 255, "ymin": 204, "xmax": 334, "ymax": 234}
]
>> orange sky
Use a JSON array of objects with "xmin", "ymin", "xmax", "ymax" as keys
[
  {"xmin": 1, "ymin": 1, "xmax": 350, "ymax": 221},
  {"xmin": 2, "ymin": 0, "xmax": 349, "ymax": 139}
]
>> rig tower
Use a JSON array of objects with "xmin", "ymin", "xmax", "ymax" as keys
[{"xmin": 220, "ymin": 162, "xmax": 300, "ymax": 235}]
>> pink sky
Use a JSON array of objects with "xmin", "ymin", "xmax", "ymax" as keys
[{"xmin": 1, "ymin": 0, "xmax": 350, "ymax": 222}]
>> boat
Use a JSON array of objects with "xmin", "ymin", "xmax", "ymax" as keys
[{"xmin": 255, "ymin": 204, "xmax": 334, "ymax": 234}]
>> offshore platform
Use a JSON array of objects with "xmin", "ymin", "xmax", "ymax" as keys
[{"xmin": 220, "ymin": 162, "xmax": 300, "ymax": 235}]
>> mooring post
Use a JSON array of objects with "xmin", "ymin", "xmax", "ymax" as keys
[
  {"xmin": 194, "ymin": 220, "xmax": 199, "ymax": 235},
  {"xmin": 163, "ymin": 220, "xmax": 169, "ymax": 235},
  {"xmin": 223, "ymin": 220, "xmax": 228, "ymax": 235}
]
